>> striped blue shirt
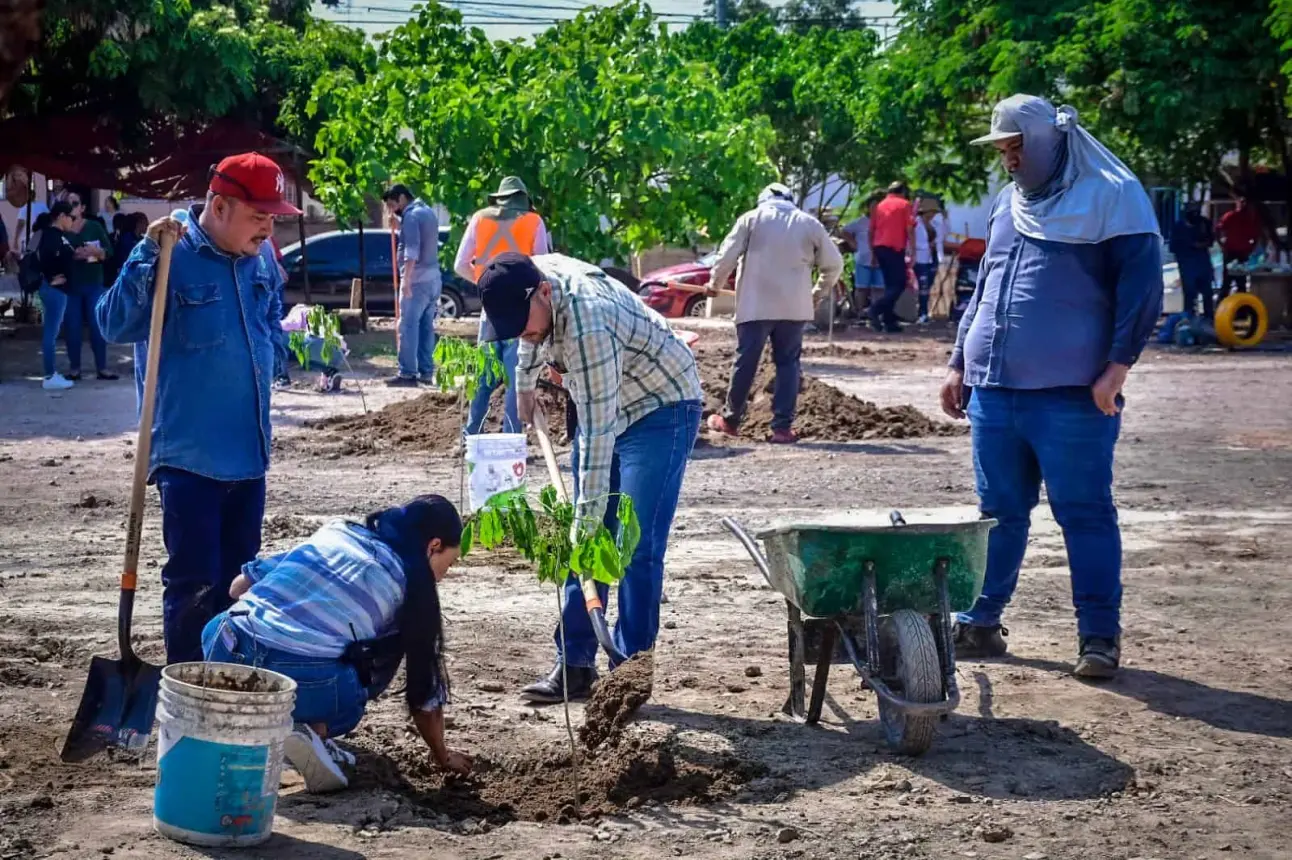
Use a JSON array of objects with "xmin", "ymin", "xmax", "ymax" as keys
[{"xmin": 228, "ymin": 521, "xmax": 447, "ymax": 710}]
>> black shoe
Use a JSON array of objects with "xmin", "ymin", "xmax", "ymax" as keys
[
  {"xmin": 96, "ymin": 370, "xmax": 119, "ymax": 381},
  {"xmin": 65, "ymin": 371, "xmax": 82, "ymax": 381},
  {"xmin": 1074, "ymin": 636, "xmax": 1120, "ymax": 680},
  {"xmin": 385, "ymin": 375, "xmax": 419, "ymax": 388},
  {"xmin": 521, "ymin": 663, "xmax": 598, "ymax": 704},
  {"xmin": 952, "ymin": 622, "xmax": 1009, "ymax": 659},
  {"xmin": 884, "ymin": 324, "xmax": 904, "ymax": 334}
]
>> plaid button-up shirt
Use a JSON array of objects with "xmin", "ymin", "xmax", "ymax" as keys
[{"xmin": 516, "ymin": 254, "xmax": 702, "ymax": 538}]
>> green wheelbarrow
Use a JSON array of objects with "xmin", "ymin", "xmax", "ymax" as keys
[{"xmin": 724, "ymin": 510, "xmax": 996, "ymax": 755}]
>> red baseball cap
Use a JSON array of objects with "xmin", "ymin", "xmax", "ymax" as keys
[{"xmin": 209, "ymin": 152, "xmax": 302, "ymax": 216}]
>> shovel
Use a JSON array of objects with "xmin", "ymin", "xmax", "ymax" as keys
[
  {"xmin": 61, "ymin": 230, "xmax": 177, "ymax": 762},
  {"xmin": 531, "ymin": 405, "xmax": 627, "ymax": 665}
]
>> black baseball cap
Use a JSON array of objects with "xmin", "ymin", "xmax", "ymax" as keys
[{"xmin": 478, "ymin": 252, "xmax": 543, "ymax": 342}]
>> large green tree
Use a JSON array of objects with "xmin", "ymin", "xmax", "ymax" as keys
[
  {"xmin": 310, "ymin": 1, "xmax": 774, "ymax": 261},
  {"xmin": 888, "ymin": 0, "xmax": 1292, "ymax": 218},
  {"xmin": 5, "ymin": 0, "xmax": 372, "ymax": 153},
  {"xmin": 679, "ymin": 17, "xmax": 915, "ymax": 214}
]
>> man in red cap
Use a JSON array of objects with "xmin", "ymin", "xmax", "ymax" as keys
[{"xmin": 97, "ymin": 152, "xmax": 301, "ymax": 664}]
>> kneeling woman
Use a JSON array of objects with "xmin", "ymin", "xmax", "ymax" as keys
[{"xmin": 202, "ymin": 494, "xmax": 471, "ymax": 793}]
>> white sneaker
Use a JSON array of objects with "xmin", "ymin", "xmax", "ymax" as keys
[
  {"xmin": 283, "ymin": 724, "xmax": 348, "ymax": 793},
  {"xmin": 42, "ymin": 373, "xmax": 74, "ymax": 391}
]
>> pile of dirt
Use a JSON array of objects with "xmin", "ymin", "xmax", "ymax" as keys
[
  {"xmin": 351, "ymin": 727, "xmax": 757, "ymax": 824},
  {"xmin": 695, "ymin": 346, "xmax": 963, "ymax": 441},
  {"xmin": 579, "ymin": 653, "xmax": 655, "ymax": 750},
  {"xmin": 349, "ymin": 654, "xmax": 757, "ymax": 823},
  {"xmin": 300, "ymin": 388, "xmax": 567, "ymax": 456}
]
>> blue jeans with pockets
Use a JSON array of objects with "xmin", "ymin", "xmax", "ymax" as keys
[
  {"xmin": 202, "ymin": 614, "xmax": 396, "ymax": 737},
  {"xmin": 556, "ymin": 400, "xmax": 702, "ymax": 667},
  {"xmin": 156, "ymin": 467, "xmax": 266, "ymax": 664},
  {"xmin": 397, "ymin": 280, "xmax": 440, "ymax": 379},
  {"xmin": 959, "ymin": 386, "xmax": 1123, "ymax": 639}
]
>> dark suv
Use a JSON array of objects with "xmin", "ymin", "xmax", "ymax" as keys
[{"xmin": 279, "ymin": 228, "xmax": 481, "ymax": 318}]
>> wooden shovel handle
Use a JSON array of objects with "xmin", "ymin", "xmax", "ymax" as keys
[{"xmin": 121, "ymin": 230, "xmax": 176, "ymax": 593}]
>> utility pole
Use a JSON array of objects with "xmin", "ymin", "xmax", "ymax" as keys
[{"xmin": 716, "ymin": 0, "xmax": 729, "ymax": 28}]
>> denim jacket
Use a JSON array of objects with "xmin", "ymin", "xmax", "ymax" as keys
[{"xmin": 96, "ymin": 207, "xmax": 284, "ymax": 482}]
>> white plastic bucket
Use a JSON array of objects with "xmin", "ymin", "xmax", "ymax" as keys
[
  {"xmin": 153, "ymin": 662, "xmax": 297, "ymax": 848},
  {"xmin": 465, "ymin": 432, "xmax": 528, "ymax": 512}
]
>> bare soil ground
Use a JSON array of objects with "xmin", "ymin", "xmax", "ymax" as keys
[{"xmin": 2, "ymin": 318, "xmax": 1291, "ymax": 860}]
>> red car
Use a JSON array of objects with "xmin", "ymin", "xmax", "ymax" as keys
[{"xmin": 639, "ymin": 253, "xmax": 736, "ymax": 318}]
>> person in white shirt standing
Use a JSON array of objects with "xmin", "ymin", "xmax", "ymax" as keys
[
  {"xmin": 454, "ymin": 177, "xmax": 550, "ymax": 435},
  {"xmin": 839, "ymin": 190, "xmax": 885, "ymax": 319},
  {"xmin": 705, "ymin": 183, "xmax": 843, "ymax": 444},
  {"xmin": 913, "ymin": 196, "xmax": 947, "ymax": 324}
]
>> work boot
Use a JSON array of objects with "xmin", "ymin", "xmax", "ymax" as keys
[
  {"xmin": 952, "ymin": 622, "xmax": 1009, "ymax": 659},
  {"xmin": 1074, "ymin": 636, "xmax": 1120, "ymax": 680},
  {"xmin": 769, "ymin": 428, "xmax": 798, "ymax": 444},
  {"xmin": 386, "ymin": 375, "xmax": 418, "ymax": 388},
  {"xmin": 283, "ymin": 724, "xmax": 349, "ymax": 794},
  {"xmin": 706, "ymin": 413, "xmax": 738, "ymax": 437},
  {"xmin": 521, "ymin": 663, "xmax": 598, "ymax": 704}
]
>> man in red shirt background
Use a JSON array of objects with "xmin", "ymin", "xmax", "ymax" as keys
[
  {"xmin": 868, "ymin": 181, "xmax": 914, "ymax": 333},
  {"xmin": 1217, "ymin": 195, "xmax": 1263, "ymax": 297}
]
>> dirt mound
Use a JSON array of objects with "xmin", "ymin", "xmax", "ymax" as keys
[
  {"xmin": 695, "ymin": 345, "xmax": 963, "ymax": 441},
  {"xmin": 298, "ymin": 388, "xmax": 567, "ymax": 457},
  {"xmin": 580, "ymin": 653, "xmax": 654, "ymax": 750},
  {"xmin": 350, "ymin": 723, "xmax": 758, "ymax": 824}
]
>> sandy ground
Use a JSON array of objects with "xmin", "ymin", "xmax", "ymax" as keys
[{"xmin": 2, "ymin": 318, "xmax": 1291, "ymax": 860}]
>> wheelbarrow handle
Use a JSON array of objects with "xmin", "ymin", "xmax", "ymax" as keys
[
  {"xmin": 531, "ymin": 406, "xmax": 627, "ymax": 665},
  {"xmin": 721, "ymin": 517, "xmax": 775, "ymax": 588}
]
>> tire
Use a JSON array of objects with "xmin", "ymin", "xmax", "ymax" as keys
[
  {"xmin": 683, "ymin": 295, "xmax": 708, "ymax": 318},
  {"xmin": 1215, "ymin": 293, "xmax": 1268, "ymax": 348},
  {"xmin": 876, "ymin": 609, "xmax": 942, "ymax": 756},
  {"xmin": 439, "ymin": 289, "xmax": 463, "ymax": 320}
]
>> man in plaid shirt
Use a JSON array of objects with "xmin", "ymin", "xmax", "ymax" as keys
[{"xmin": 478, "ymin": 252, "xmax": 703, "ymax": 702}]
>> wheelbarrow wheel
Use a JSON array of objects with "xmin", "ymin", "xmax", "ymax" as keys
[{"xmin": 877, "ymin": 609, "xmax": 942, "ymax": 756}]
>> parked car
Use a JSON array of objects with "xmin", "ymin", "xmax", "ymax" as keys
[
  {"xmin": 279, "ymin": 228, "xmax": 481, "ymax": 318},
  {"xmin": 638, "ymin": 253, "xmax": 736, "ymax": 318}
]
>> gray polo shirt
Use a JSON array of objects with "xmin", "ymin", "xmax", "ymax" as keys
[{"xmin": 397, "ymin": 199, "xmax": 441, "ymax": 288}]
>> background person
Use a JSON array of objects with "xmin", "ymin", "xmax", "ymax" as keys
[
  {"xmin": 840, "ymin": 190, "xmax": 885, "ymax": 319},
  {"xmin": 913, "ymin": 196, "xmax": 946, "ymax": 324},
  {"xmin": 204, "ymin": 495, "xmax": 471, "ymax": 793},
  {"xmin": 382, "ymin": 184, "xmax": 441, "ymax": 387},
  {"xmin": 454, "ymin": 176, "xmax": 550, "ymax": 435},
  {"xmin": 869, "ymin": 181, "xmax": 915, "ymax": 333},
  {"xmin": 1169, "ymin": 203, "xmax": 1216, "ymax": 319},
  {"xmin": 63, "ymin": 186, "xmax": 116, "ymax": 381},
  {"xmin": 35, "ymin": 204, "xmax": 77, "ymax": 391},
  {"xmin": 97, "ymin": 152, "xmax": 297, "ymax": 664},
  {"xmin": 704, "ymin": 182, "xmax": 843, "ymax": 444},
  {"xmin": 942, "ymin": 95, "xmax": 1163, "ymax": 680},
  {"xmin": 1217, "ymin": 195, "xmax": 1263, "ymax": 297}
]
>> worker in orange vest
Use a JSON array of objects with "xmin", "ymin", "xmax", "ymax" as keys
[{"xmin": 454, "ymin": 176, "xmax": 550, "ymax": 434}]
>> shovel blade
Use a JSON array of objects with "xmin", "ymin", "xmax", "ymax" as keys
[{"xmin": 60, "ymin": 654, "xmax": 163, "ymax": 763}]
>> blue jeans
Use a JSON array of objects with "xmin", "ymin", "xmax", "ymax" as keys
[
  {"xmin": 914, "ymin": 262, "xmax": 936, "ymax": 318},
  {"xmin": 870, "ymin": 247, "xmax": 907, "ymax": 329},
  {"xmin": 397, "ymin": 281, "xmax": 440, "ymax": 379},
  {"xmin": 723, "ymin": 320, "xmax": 803, "ymax": 431},
  {"xmin": 202, "ymin": 615, "xmax": 396, "ymax": 737},
  {"xmin": 1180, "ymin": 265, "xmax": 1215, "ymax": 319},
  {"xmin": 65, "ymin": 283, "xmax": 109, "ymax": 374},
  {"xmin": 39, "ymin": 283, "xmax": 70, "ymax": 377},
  {"xmin": 557, "ymin": 400, "xmax": 702, "ymax": 667},
  {"xmin": 854, "ymin": 264, "xmax": 883, "ymax": 289},
  {"xmin": 156, "ymin": 468, "xmax": 267, "ymax": 664},
  {"xmin": 465, "ymin": 337, "xmax": 520, "ymax": 434},
  {"xmin": 959, "ymin": 387, "xmax": 1123, "ymax": 639}
]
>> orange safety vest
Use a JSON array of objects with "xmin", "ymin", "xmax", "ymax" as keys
[{"xmin": 471, "ymin": 211, "xmax": 544, "ymax": 282}]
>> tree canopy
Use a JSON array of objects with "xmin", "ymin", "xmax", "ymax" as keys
[
  {"xmin": 5, "ymin": 0, "xmax": 373, "ymax": 153},
  {"xmin": 310, "ymin": 1, "xmax": 775, "ymax": 261}
]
